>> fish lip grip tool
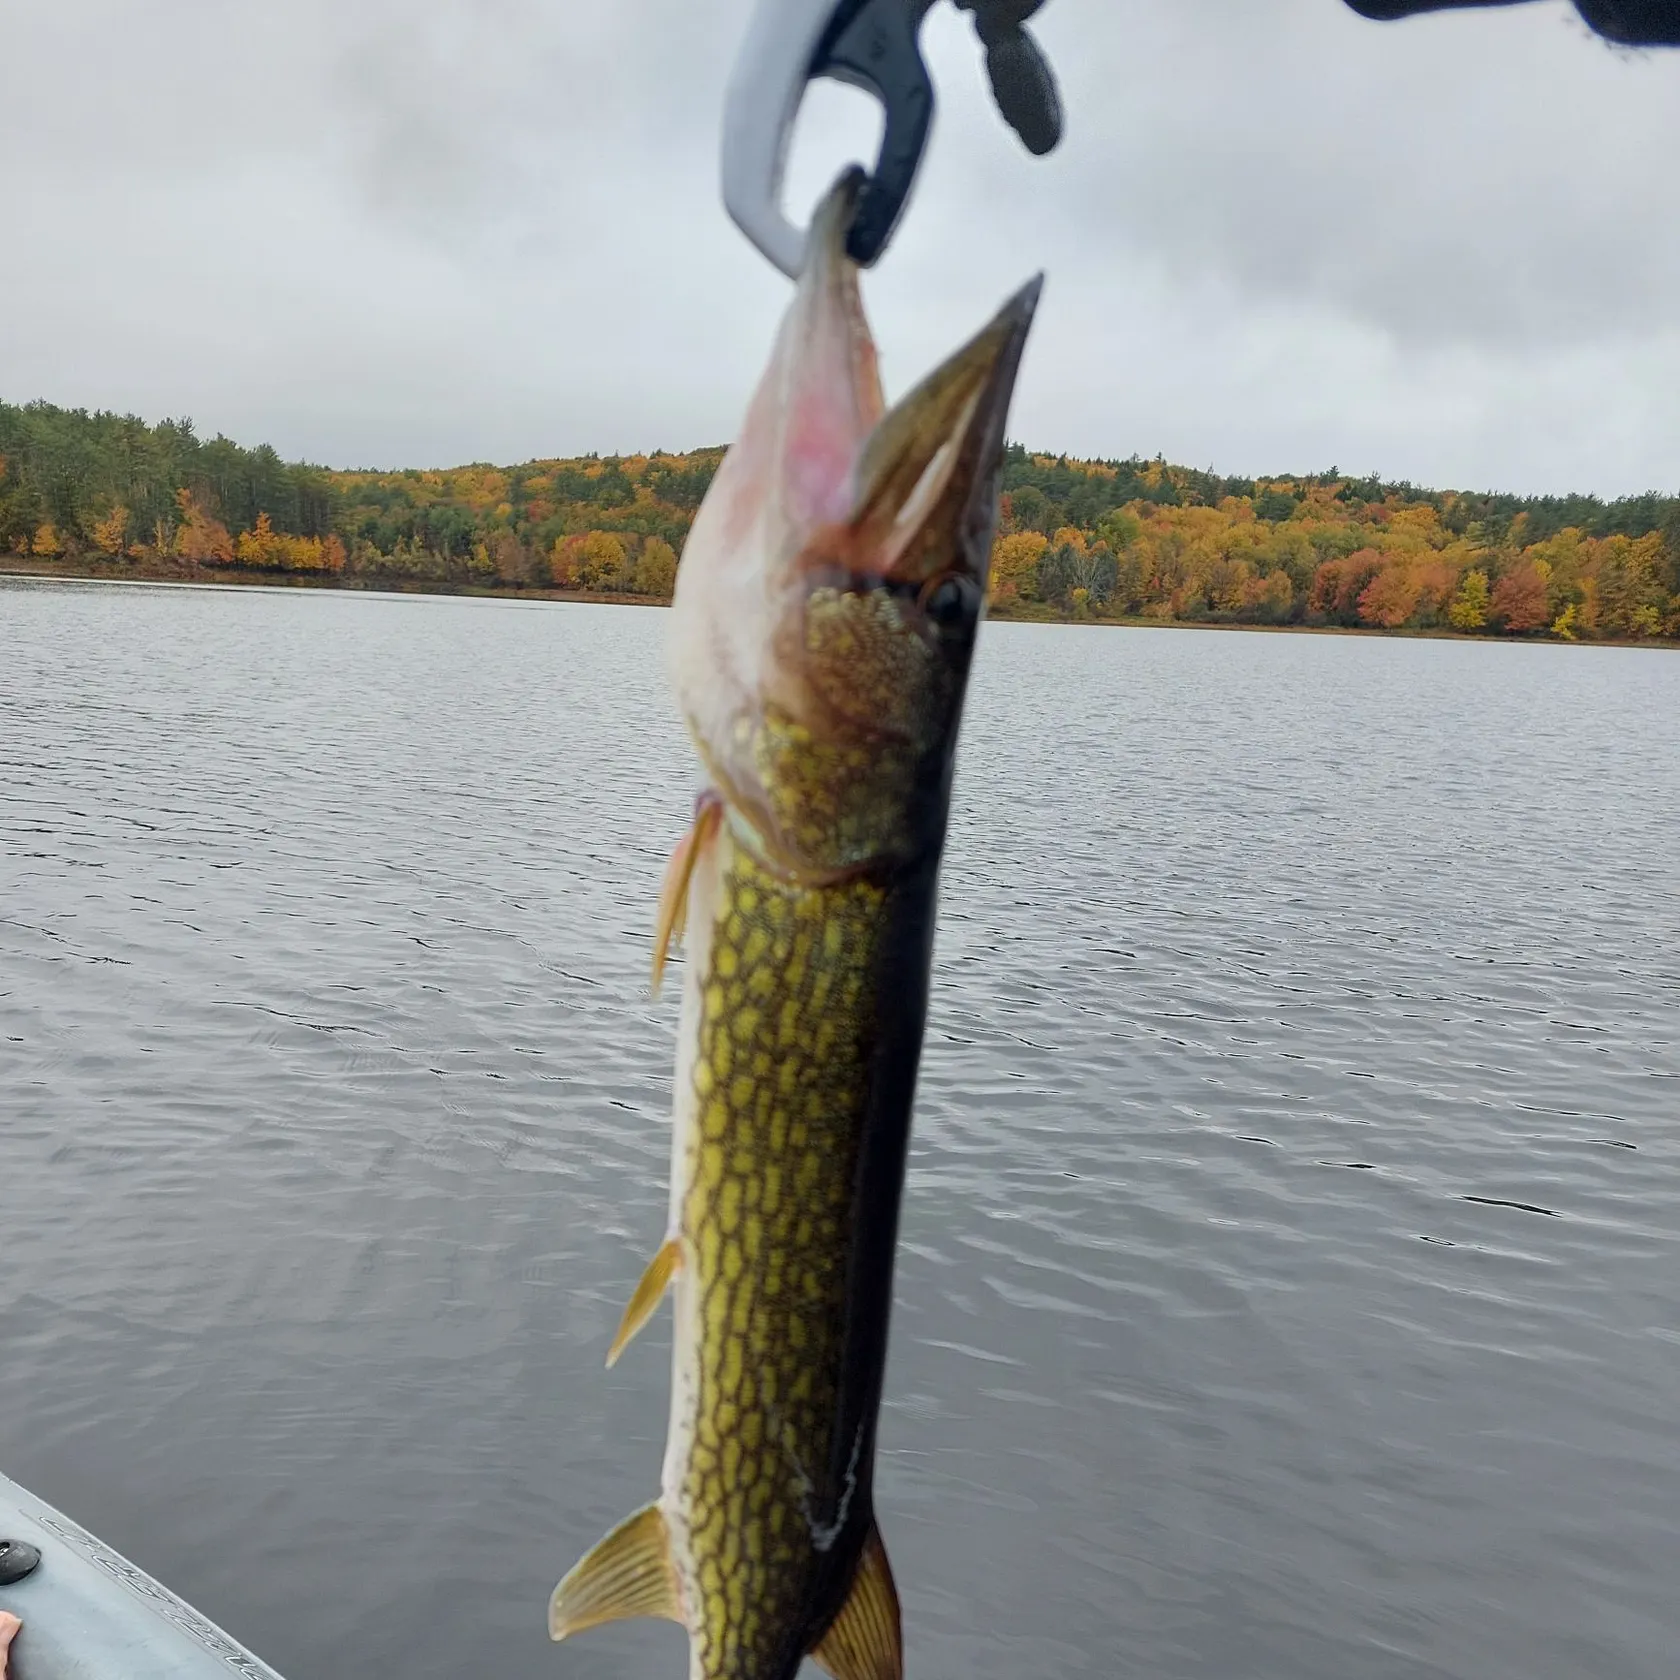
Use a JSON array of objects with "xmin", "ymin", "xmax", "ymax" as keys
[
  {"xmin": 722, "ymin": 0, "xmax": 935, "ymax": 279},
  {"xmin": 722, "ymin": 0, "xmax": 1062, "ymax": 279}
]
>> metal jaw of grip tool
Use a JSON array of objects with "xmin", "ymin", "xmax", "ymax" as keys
[{"xmin": 722, "ymin": 0, "xmax": 1063, "ymax": 280}]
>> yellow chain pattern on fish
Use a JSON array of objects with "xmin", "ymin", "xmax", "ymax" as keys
[{"xmin": 675, "ymin": 840, "xmax": 887, "ymax": 1680}]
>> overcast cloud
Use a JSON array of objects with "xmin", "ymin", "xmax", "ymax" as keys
[{"xmin": 4, "ymin": 0, "xmax": 1678, "ymax": 495}]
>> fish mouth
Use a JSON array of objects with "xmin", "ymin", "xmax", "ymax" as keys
[{"xmin": 845, "ymin": 268, "xmax": 1043, "ymax": 598}]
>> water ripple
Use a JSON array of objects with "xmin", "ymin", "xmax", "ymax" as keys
[{"xmin": 3, "ymin": 583, "xmax": 1678, "ymax": 1680}]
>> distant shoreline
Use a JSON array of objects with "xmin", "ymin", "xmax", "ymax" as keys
[
  {"xmin": 7, "ymin": 561, "xmax": 1674, "ymax": 650},
  {"xmin": 8, "ymin": 399, "xmax": 1675, "ymax": 646},
  {"xmin": 0, "ymin": 560, "xmax": 668, "ymax": 611}
]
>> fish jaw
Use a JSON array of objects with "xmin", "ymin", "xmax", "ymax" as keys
[{"xmin": 670, "ymin": 170, "xmax": 1041, "ymax": 884}]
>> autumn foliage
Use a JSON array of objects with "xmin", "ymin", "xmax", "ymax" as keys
[
  {"xmin": 984, "ymin": 451, "xmax": 1680, "ymax": 642},
  {"xmin": 4, "ymin": 399, "xmax": 1677, "ymax": 641}
]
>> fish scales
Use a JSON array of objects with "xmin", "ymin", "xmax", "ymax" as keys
[{"xmin": 676, "ymin": 834, "xmax": 893, "ymax": 1680}]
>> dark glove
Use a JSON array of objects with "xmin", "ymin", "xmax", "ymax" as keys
[
  {"xmin": 956, "ymin": 0, "xmax": 1677, "ymax": 174},
  {"xmin": 1344, "ymin": 0, "xmax": 1680, "ymax": 45},
  {"xmin": 954, "ymin": 1, "xmax": 1064, "ymax": 157}
]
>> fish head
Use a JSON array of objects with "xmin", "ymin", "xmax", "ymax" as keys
[{"xmin": 671, "ymin": 171, "xmax": 1040, "ymax": 882}]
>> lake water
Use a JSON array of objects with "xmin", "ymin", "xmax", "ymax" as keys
[{"xmin": 2, "ymin": 576, "xmax": 1678, "ymax": 1680}]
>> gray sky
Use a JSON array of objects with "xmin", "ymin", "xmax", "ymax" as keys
[{"xmin": 4, "ymin": 0, "xmax": 1678, "ymax": 496}]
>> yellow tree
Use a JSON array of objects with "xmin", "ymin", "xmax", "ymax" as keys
[
  {"xmin": 1207, "ymin": 555, "xmax": 1253, "ymax": 615},
  {"xmin": 277, "ymin": 534, "xmax": 327, "ymax": 571},
  {"xmin": 635, "ymin": 536, "xmax": 678, "ymax": 598},
  {"xmin": 1447, "ymin": 569, "xmax": 1490, "ymax": 631},
  {"xmin": 91, "ymin": 505, "xmax": 130, "ymax": 558},
  {"xmin": 989, "ymin": 530, "xmax": 1047, "ymax": 606},
  {"xmin": 575, "ymin": 531, "xmax": 628, "ymax": 591},
  {"xmin": 235, "ymin": 511, "xmax": 283, "ymax": 569},
  {"xmin": 31, "ymin": 522, "xmax": 62, "ymax": 557},
  {"xmin": 1386, "ymin": 503, "xmax": 1444, "ymax": 549},
  {"xmin": 1528, "ymin": 528, "xmax": 1587, "ymax": 622}
]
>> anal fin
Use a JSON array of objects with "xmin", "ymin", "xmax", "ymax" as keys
[
  {"xmin": 810, "ymin": 1523, "xmax": 902, "ymax": 1680},
  {"xmin": 550, "ymin": 1502, "xmax": 682, "ymax": 1642},
  {"xmin": 606, "ymin": 1237, "xmax": 682, "ymax": 1368},
  {"xmin": 652, "ymin": 792, "xmax": 723, "ymax": 996}
]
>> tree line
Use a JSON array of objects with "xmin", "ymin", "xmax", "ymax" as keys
[{"xmin": 4, "ymin": 398, "xmax": 1676, "ymax": 642}]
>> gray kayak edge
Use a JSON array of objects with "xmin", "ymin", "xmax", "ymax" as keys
[{"xmin": 0, "ymin": 1469, "xmax": 287, "ymax": 1680}]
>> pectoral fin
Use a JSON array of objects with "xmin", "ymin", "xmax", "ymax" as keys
[
  {"xmin": 652, "ymin": 793, "xmax": 723, "ymax": 996},
  {"xmin": 810, "ymin": 1523, "xmax": 902, "ymax": 1680},
  {"xmin": 549, "ymin": 1503, "xmax": 682, "ymax": 1642},
  {"xmin": 606, "ymin": 1237, "xmax": 682, "ymax": 1368}
]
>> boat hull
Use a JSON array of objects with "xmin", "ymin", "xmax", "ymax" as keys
[{"xmin": 0, "ymin": 1470, "xmax": 286, "ymax": 1680}]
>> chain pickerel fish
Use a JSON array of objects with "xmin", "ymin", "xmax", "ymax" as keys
[{"xmin": 550, "ymin": 172, "xmax": 1039, "ymax": 1680}]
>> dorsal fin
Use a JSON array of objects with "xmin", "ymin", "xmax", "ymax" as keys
[
  {"xmin": 810, "ymin": 1523, "xmax": 902, "ymax": 1680},
  {"xmin": 549, "ymin": 1503, "xmax": 682, "ymax": 1642}
]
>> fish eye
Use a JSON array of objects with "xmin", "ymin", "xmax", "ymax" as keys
[{"xmin": 920, "ymin": 573, "xmax": 979, "ymax": 630}]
